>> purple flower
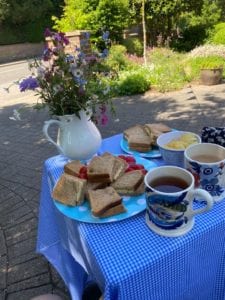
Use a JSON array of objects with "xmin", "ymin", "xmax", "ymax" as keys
[
  {"xmin": 100, "ymin": 49, "xmax": 109, "ymax": 58},
  {"xmin": 42, "ymin": 48, "xmax": 52, "ymax": 61},
  {"xmin": 102, "ymin": 31, "xmax": 109, "ymax": 41},
  {"xmin": 44, "ymin": 28, "xmax": 52, "ymax": 37},
  {"xmin": 84, "ymin": 32, "xmax": 90, "ymax": 39},
  {"xmin": 53, "ymin": 32, "xmax": 69, "ymax": 45},
  {"xmin": 19, "ymin": 76, "xmax": 39, "ymax": 92}
]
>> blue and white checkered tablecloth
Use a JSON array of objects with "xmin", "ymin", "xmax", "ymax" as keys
[{"xmin": 37, "ymin": 134, "xmax": 225, "ymax": 300}]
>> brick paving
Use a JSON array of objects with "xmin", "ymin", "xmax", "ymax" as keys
[{"xmin": 0, "ymin": 79, "xmax": 225, "ymax": 299}]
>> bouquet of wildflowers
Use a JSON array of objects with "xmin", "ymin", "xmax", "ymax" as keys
[{"xmin": 19, "ymin": 29, "xmax": 114, "ymax": 125}]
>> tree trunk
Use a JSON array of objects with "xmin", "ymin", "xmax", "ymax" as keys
[{"xmin": 142, "ymin": 0, "xmax": 147, "ymax": 66}]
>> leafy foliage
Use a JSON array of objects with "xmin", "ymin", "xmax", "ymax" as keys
[
  {"xmin": 116, "ymin": 67, "xmax": 151, "ymax": 95},
  {"xmin": 207, "ymin": 23, "xmax": 225, "ymax": 45},
  {"xmin": 105, "ymin": 44, "xmax": 130, "ymax": 71},
  {"xmin": 0, "ymin": 0, "xmax": 64, "ymax": 44},
  {"xmin": 146, "ymin": 48, "xmax": 187, "ymax": 92},
  {"xmin": 54, "ymin": 0, "xmax": 130, "ymax": 42},
  {"xmin": 122, "ymin": 37, "xmax": 143, "ymax": 56}
]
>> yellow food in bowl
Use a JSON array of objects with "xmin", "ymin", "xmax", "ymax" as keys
[{"xmin": 164, "ymin": 133, "xmax": 199, "ymax": 150}]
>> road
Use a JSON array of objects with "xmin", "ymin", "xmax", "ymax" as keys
[{"xmin": 0, "ymin": 60, "xmax": 36, "ymax": 106}]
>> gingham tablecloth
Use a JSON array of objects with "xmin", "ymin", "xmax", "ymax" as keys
[{"xmin": 37, "ymin": 134, "xmax": 225, "ymax": 300}]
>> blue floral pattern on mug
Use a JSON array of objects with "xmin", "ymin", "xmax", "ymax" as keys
[{"xmin": 188, "ymin": 161, "xmax": 225, "ymax": 198}]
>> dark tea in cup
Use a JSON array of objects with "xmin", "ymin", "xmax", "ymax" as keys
[{"xmin": 149, "ymin": 176, "xmax": 189, "ymax": 193}]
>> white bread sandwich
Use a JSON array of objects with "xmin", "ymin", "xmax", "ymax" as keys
[
  {"xmin": 111, "ymin": 170, "xmax": 144, "ymax": 196},
  {"xmin": 88, "ymin": 186, "xmax": 122, "ymax": 217},
  {"xmin": 52, "ymin": 173, "xmax": 87, "ymax": 206},
  {"xmin": 64, "ymin": 160, "xmax": 85, "ymax": 177}
]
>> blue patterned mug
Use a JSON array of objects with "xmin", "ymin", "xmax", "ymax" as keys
[
  {"xmin": 144, "ymin": 166, "xmax": 213, "ymax": 237},
  {"xmin": 184, "ymin": 143, "xmax": 225, "ymax": 202}
]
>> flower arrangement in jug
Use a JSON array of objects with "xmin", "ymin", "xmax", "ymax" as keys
[{"xmin": 19, "ymin": 29, "xmax": 115, "ymax": 125}]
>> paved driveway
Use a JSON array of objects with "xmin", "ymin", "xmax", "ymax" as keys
[{"xmin": 0, "ymin": 70, "xmax": 225, "ymax": 299}]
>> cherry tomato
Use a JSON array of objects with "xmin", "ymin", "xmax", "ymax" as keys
[
  {"xmin": 79, "ymin": 166, "xmax": 87, "ymax": 174},
  {"xmin": 79, "ymin": 173, "xmax": 88, "ymax": 179},
  {"xmin": 125, "ymin": 156, "xmax": 136, "ymax": 163},
  {"xmin": 125, "ymin": 167, "xmax": 134, "ymax": 173}
]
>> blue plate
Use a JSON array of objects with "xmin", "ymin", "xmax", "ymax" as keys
[
  {"xmin": 50, "ymin": 156, "xmax": 157, "ymax": 223},
  {"xmin": 120, "ymin": 138, "xmax": 161, "ymax": 158}
]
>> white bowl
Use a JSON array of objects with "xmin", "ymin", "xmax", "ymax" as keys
[{"xmin": 157, "ymin": 131, "xmax": 201, "ymax": 167}]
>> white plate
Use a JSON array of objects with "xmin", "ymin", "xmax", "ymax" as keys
[
  {"xmin": 50, "ymin": 156, "xmax": 157, "ymax": 223},
  {"xmin": 120, "ymin": 138, "xmax": 161, "ymax": 158}
]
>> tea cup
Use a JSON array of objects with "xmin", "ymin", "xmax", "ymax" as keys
[
  {"xmin": 144, "ymin": 166, "xmax": 213, "ymax": 237},
  {"xmin": 184, "ymin": 143, "xmax": 225, "ymax": 202}
]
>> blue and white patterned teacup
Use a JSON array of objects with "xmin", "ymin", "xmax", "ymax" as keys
[
  {"xmin": 144, "ymin": 166, "xmax": 213, "ymax": 237},
  {"xmin": 185, "ymin": 143, "xmax": 225, "ymax": 202}
]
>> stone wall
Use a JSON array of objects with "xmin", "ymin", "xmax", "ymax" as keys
[{"xmin": 0, "ymin": 43, "xmax": 44, "ymax": 64}]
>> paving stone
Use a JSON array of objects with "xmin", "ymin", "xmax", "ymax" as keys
[
  {"xmin": 9, "ymin": 250, "xmax": 38, "ymax": 267},
  {"xmin": 7, "ymin": 284, "xmax": 52, "ymax": 300},
  {"xmin": 8, "ymin": 237, "xmax": 36, "ymax": 260},
  {"xmin": 0, "ymin": 198, "xmax": 24, "ymax": 216},
  {"xmin": 0, "ymin": 230, "xmax": 6, "ymax": 256},
  {"xmin": 7, "ymin": 273, "xmax": 50, "ymax": 293},
  {"xmin": 4, "ymin": 213, "xmax": 35, "ymax": 230},
  {"xmin": 8, "ymin": 257, "xmax": 48, "ymax": 284},
  {"xmin": 0, "ymin": 255, "xmax": 7, "ymax": 290},
  {"xmin": 0, "ymin": 205, "xmax": 32, "ymax": 228},
  {"xmin": 0, "ymin": 291, "xmax": 6, "ymax": 300},
  {"xmin": 5, "ymin": 218, "xmax": 37, "ymax": 245}
]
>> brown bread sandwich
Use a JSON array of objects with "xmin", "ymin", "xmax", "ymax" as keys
[
  {"xmin": 111, "ymin": 170, "xmax": 144, "ymax": 196},
  {"xmin": 64, "ymin": 160, "xmax": 85, "ymax": 177},
  {"xmin": 87, "ymin": 156, "xmax": 115, "ymax": 183},
  {"xmin": 101, "ymin": 152, "xmax": 128, "ymax": 180},
  {"xmin": 123, "ymin": 125, "xmax": 152, "ymax": 152},
  {"xmin": 52, "ymin": 173, "xmax": 87, "ymax": 206},
  {"xmin": 88, "ymin": 186, "xmax": 122, "ymax": 217}
]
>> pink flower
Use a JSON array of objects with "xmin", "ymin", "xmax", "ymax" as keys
[{"xmin": 101, "ymin": 113, "xmax": 108, "ymax": 126}]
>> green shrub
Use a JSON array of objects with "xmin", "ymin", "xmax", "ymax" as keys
[
  {"xmin": 208, "ymin": 23, "xmax": 225, "ymax": 45},
  {"xmin": 184, "ymin": 56, "xmax": 225, "ymax": 81},
  {"xmin": 116, "ymin": 68, "xmax": 151, "ymax": 95},
  {"xmin": 171, "ymin": 25, "xmax": 207, "ymax": 52},
  {"xmin": 105, "ymin": 44, "xmax": 130, "ymax": 71},
  {"xmin": 122, "ymin": 37, "xmax": 143, "ymax": 57},
  {"xmin": 146, "ymin": 48, "xmax": 187, "ymax": 92}
]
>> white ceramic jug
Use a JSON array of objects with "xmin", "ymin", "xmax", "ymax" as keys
[{"xmin": 43, "ymin": 111, "xmax": 102, "ymax": 160}]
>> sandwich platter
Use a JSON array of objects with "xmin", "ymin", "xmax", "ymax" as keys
[
  {"xmin": 120, "ymin": 138, "xmax": 161, "ymax": 158},
  {"xmin": 50, "ymin": 156, "xmax": 157, "ymax": 223}
]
